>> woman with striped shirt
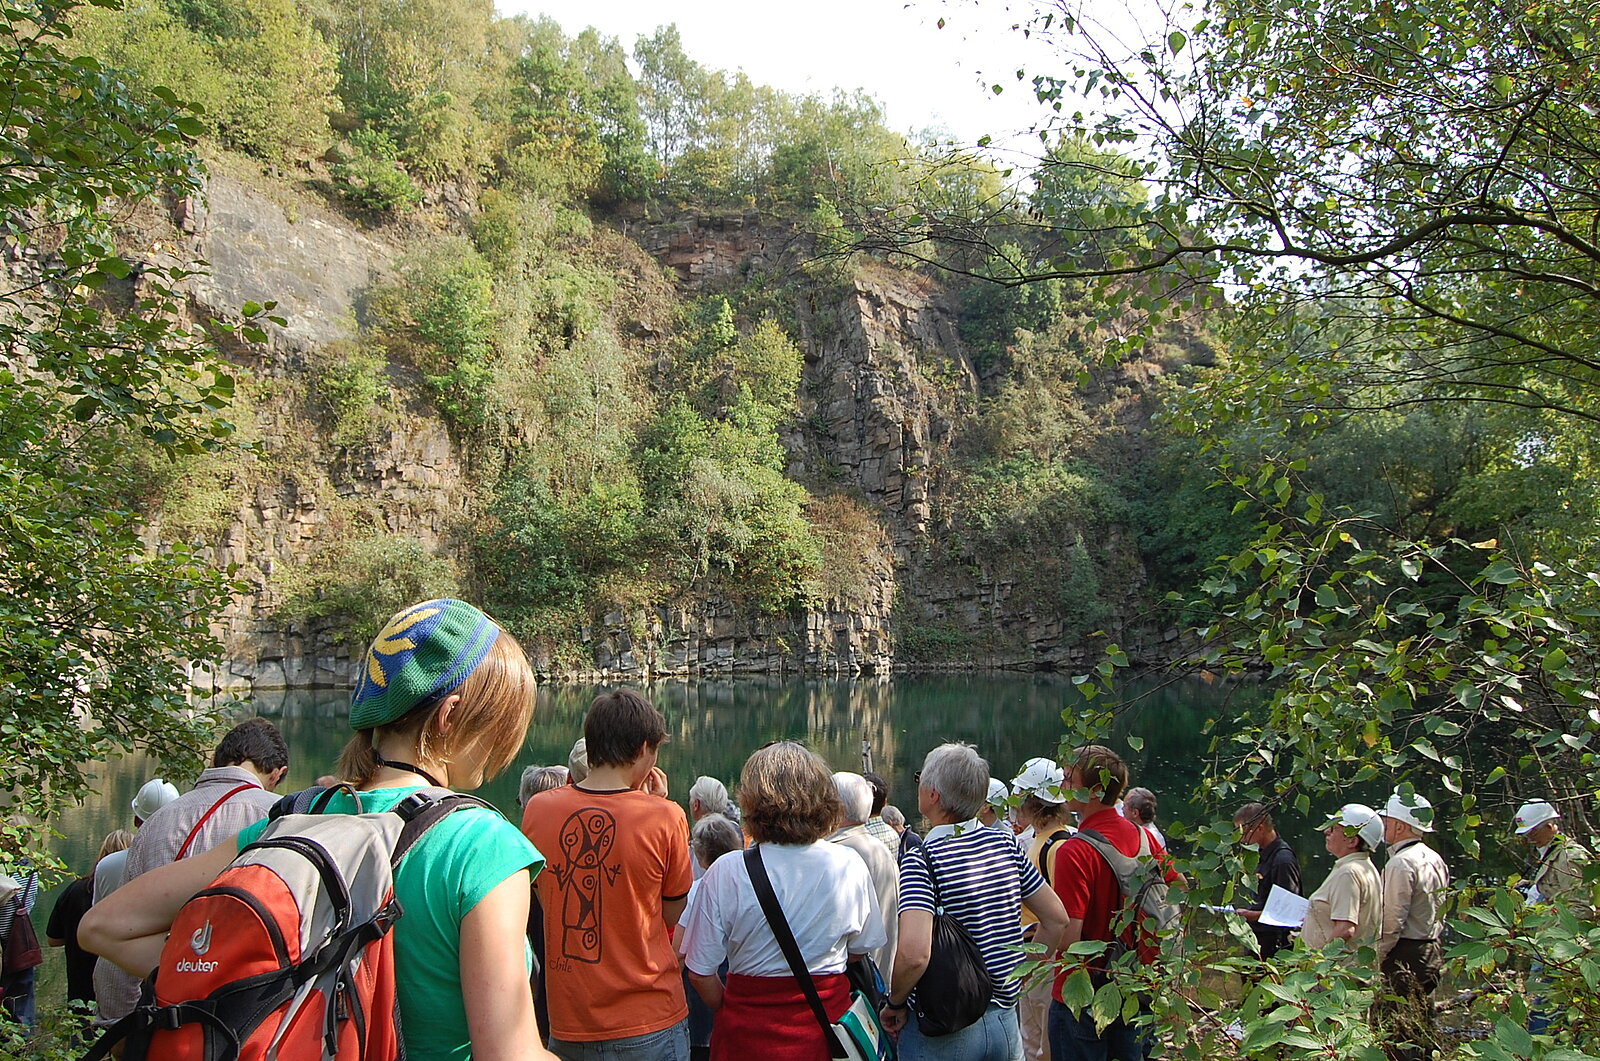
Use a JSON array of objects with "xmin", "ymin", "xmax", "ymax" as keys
[{"xmin": 879, "ymin": 743, "xmax": 1068, "ymax": 1061}]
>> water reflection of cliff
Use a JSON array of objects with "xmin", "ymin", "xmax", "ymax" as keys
[{"xmin": 52, "ymin": 675, "xmax": 1255, "ymax": 914}]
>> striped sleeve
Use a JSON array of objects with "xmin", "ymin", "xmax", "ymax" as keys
[
  {"xmin": 1016, "ymin": 838, "xmax": 1046, "ymax": 897},
  {"xmin": 898, "ymin": 842, "xmax": 935, "ymax": 913}
]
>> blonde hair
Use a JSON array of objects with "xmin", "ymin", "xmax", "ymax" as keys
[
  {"xmin": 97, "ymin": 829, "xmax": 132, "ymax": 864},
  {"xmin": 337, "ymin": 629, "xmax": 536, "ymax": 786}
]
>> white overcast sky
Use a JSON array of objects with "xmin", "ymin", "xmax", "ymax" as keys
[{"xmin": 496, "ymin": 0, "xmax": 1140, "ymax": 159}]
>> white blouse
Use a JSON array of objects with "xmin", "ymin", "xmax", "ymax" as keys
[{"xmin": 681, "ymin": 841, "xmax": 886, "ymax": 978}]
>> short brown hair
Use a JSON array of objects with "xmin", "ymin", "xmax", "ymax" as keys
[
  {"xmin": 584, "ymin": 688, "xmax": 668, "ymax": 767},
  {"xmin": 214, "ymin": 718, "xmax": 288, "ymax": 772},
  {"xmin": 1234, "ymin": 802, "xmax": 1272, "ymax": 830},
  {"xmin": 1068, "ymin": 745, "xmax": 1127, "ymax": 804},
  {"xmin": 739, "ymin": 742, "xmax": 841, "ymax": 845}
]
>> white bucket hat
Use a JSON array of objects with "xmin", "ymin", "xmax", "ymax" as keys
[
  {"xmin": 1513, "ymin": 800, "xmax": 1559, "ymax": 836},
  {"xmin": 1012, "ymin": 757, "xmax": 1067, "ymax": 805},
  {"xmin": 987, "ymin": 777, "xmax": 1011, "ymax": 806},
  {"xmin": 1382, "ymin": 790, "xmax": 1435, "ymax": 833},
  {"xmin": 132, "ymin": 777, "xmax": 180, "ymax": 820},
  {"xmin": 1325, "ymin": 802, "xmax": 1385, "ymax": 850}
]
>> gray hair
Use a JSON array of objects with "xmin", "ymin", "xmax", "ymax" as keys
[
  {"xmin": 919, "ymin": 743, "xmax": 989, "ymax": 821},
  {"xmin": 689, "ymin": 775, "xmax": 731, "ymax": 816},
  {"xmin": 881, "ymin": 805, "xmax": 906, "ymax": 829},
  {"xmin": 691, "ymin": 812, "xmax": 744, "ymax": 867},
  {"xmin": 1123, "ymin": 787, "xmax": 1158, "ymax": 825},
  {"xmin": 832, "ymin": 772, "xmax": 873, "ymax": 824},
  {"xmin": 519, "ymin": 765, "xmax": 569, "ymax": 807}
]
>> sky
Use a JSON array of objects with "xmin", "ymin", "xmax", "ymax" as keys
[{"xmin": 496, "ymin": 0, "xmax": 1080, "ymax": 158}]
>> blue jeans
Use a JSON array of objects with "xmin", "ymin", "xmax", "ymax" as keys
[
  {"xmin": 1527, "ymin": 960, "xmax": 1550, "ymax": 1035},
  {"xmin": 898, "ymin": 1002, "xmax": 1021, "ymax": 1061},
  {"xmin": 1049, "ymin": 998, "xmax": 1142, "ymax": 1061},
  {"xmin": 0, "ymin": 967, "xmax": 36, "ymax": 1031},
  {"xmin": 551, "ymin": 1019, "xmax": 691, "ymax": 1061}
]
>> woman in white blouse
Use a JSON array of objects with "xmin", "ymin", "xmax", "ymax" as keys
[{"xmin": 681, "ymin": 742, "xmax": 886, "ymax": 1061}]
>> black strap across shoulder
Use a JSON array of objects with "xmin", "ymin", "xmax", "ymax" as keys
[
  {"xmin": 743, "ymin": 846, "xmax": 849, "ymax": 1059},
  {"xmin": 1038, "ymin": 828, "xmax": 1074, "ymax": 885}
]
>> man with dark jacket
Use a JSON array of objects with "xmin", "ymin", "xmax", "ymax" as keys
[{"xmin": 1233, "ymin": 803, "xmax": 1302, "ymax": 958}]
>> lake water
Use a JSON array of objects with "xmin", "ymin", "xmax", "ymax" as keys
[{"xmin": 50, "ymin": 674, "xmax": 1261, "ymax": 882}]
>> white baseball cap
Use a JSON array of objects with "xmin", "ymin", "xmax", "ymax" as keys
[
  {"xmin": 1324, "ymin": 803, "xmax": 1385, "ymax": 850},
  {"xmin": 987, "ymin": 777, "xmax": 1011, "ymax": 806},
  {"xmin": 1513, "ymin": 800, "xmax": 1559, "ymax": 835},
  {"xmin": 1382, "ymin": 790, "xmax": 1435, "ymax": 833},
  {"xmin": 1012, "ymin": 757, "xmax": 1066, "ymax": 804},
  {"xmin": 132, "ymin": 777, "xmax": 180, "ymax": 820}
]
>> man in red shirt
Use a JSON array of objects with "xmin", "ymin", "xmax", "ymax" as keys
[{"xmin": 1049, "ymin": 745, "xmax": 1175, "ymax": 1061}]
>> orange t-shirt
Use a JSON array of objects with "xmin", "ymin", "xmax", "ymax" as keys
[{"xmin": 521, "ymin": 784, "xmax": 693, "ymax": 1041}]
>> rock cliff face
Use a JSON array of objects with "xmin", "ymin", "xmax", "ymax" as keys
[{"xmin": 158, "ymin": 180, "xmax": 1168, "ymax": 691}]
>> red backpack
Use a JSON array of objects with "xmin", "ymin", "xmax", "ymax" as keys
[{"xmin": 86, "ymin": 787, "xmax": 490, "ymax": 1061}]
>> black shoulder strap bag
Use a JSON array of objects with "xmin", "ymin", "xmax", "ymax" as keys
[{"xmin": 909, "ymin": 837, "xmax": 992, "ymax": 1037}]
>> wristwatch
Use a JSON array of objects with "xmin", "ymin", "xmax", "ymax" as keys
[{"xmin": 884, "ymin": 999, "xmax": 909, "ymax": 1011}]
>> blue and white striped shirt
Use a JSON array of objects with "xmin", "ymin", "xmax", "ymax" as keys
[{"xmin": 899, "ymin": 819, "xmax": 1047, "ymax": 1008}]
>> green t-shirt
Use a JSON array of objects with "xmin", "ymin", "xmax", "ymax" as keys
[{"xmin": 238, "ymin": 787, "xmax": 543, "ymax": 1061}]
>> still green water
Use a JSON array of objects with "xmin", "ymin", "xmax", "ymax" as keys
[{"xmin": 51, "ymin": 674, "xmax": 1253, "ymax": 881}]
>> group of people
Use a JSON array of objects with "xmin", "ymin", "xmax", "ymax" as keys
[
  {"xmin": 1231, "ymin": 791, "xmax": 1589, "ymax": 1059},
  {"xmin": 2, "ymin": 596, "xmax": 1588, "ymax": 1061}
]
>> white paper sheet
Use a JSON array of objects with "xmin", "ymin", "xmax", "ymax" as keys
[{"xmin": 1258, "ymin": 883, "xmax": 1310, "ymax": 928}]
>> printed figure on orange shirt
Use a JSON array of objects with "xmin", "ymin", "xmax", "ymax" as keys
[{"xmin": 556, "ymin": 807, "xmax": 619, "ymax": 964}]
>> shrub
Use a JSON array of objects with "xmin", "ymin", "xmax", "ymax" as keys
[
  {"xmin": 332, "ymin": 129, "xmax": 423, "ymax": 212},
  {"xmin": 368, "ymin": 238, "xmax": 498, "ymax": 429},
  {"xmin": 308, "ymin": 341, "xmax": 390, "ymax": 445},
  {"xmin": 805, "ymin": 491, "xmax": 892, "ymax": 606},
  {"xmin": 275, "ymin": 533, "xmax": 460, "ymax": 645}
]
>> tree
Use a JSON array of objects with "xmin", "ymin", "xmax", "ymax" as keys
[
  {"xmin": 0, "ymin": 0, "xmax": 246, "ymax": 877},
  {"xmin": 957, "ymin": 1, "xmax": 1600, "ymax": 1057}
]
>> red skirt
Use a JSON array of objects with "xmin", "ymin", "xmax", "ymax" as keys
[{"xmin": 710, "ymin": 972, "xmax": 851, "ymax": 1061}]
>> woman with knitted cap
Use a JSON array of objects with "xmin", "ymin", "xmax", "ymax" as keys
[{"xmin": 84, "ymin": 599, "xmax": 556, "ymax": 1061}]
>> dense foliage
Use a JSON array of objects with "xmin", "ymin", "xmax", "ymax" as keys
[
  {"xmin": 0, "ymin": 0, "xmax": 245, "ymax": 872},
  {"xmin": 863, "ymin": 0, "xmax": 1600, "ymax": 1057}
]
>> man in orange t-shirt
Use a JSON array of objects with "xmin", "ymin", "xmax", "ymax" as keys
[{"xmin": 522, "ymin": 689, "xmax": 693, "ymax": 1059}]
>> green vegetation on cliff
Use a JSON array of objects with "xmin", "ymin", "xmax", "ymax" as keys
[{"xmin": 48, "ymin": 0, "xmax": 1429, "ymax": 672}]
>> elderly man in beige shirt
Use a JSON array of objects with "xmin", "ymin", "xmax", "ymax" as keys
[
  {"xmin": 1301, "ymin": 803, "xmax": 1384, "ymax": 950},
  {"xmin": 1377, "ymin": 790, "xmax": 1451, "ymax": 1061}
]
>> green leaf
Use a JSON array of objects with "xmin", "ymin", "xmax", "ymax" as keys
[
  {"xmin": 1492, "ymin": 1017, "xmax": 1532, "ymax": 1058},
  {"xmin": 1060, "ymin": 969, "xmax": 1094, "ymax": 1014},
  {"xmin": 1090, "ymin": 981, "xmax": 1122, "ymax": 1031}
]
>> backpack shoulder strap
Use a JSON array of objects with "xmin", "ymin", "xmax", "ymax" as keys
[
  {"xmin": 920, "ymin": 835, "xmax": 946, "ymax": 909},
  {"xmin": 268, "ymin": 785, "xmax": 338, "ymax": 819},
  {"xmin": 391, "ymin": 791, "xmax": 497, "ymax": 868},
  {"xmin": 1074, "ymin": 827, "xmax": 1151, "ymax": 898},
  {"xmin": 175, "ymin": 783, "xmax": 259, "ymax": 860},
  {"xmin": 1038, "ymin": 829, "xmax": 1075, "ymax": 885}
]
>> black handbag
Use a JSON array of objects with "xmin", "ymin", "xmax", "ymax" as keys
[{"xmin": 911, "ymin": 839, "xmax": 992, "ymax": 1036}]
